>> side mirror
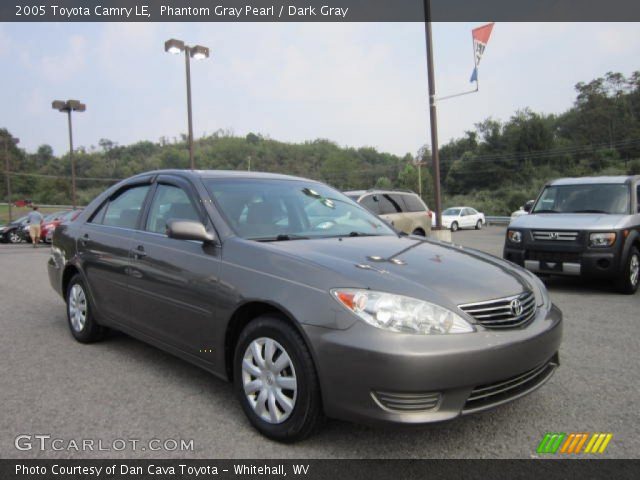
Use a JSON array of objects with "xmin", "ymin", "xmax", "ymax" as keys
[
  {"xmin": 167, "ymin": 220, "xmax": 216, "ymax": 243},
  {"xmin": 523, "ymin": 201, "xmax": 534, "ymax": 213}
]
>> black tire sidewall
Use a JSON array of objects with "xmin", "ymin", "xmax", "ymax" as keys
[
  {"xmin": 451, "ymin": 222, "xmax": 458, "ymax": 232},
  {"xmin": 233, "ymin": 315, "xmax": 321, "ymax": 442},
  {"xmin": 620, "ymin": 247, "xmax": 640, "ymax": 294}
]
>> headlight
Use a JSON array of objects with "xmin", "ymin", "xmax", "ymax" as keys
[
  {"xmin": 331, "ymin": 288, "xmax": 474, "ymax": 335},
  {"xmin": 589, "ymin": 232, "xmax": 616, "ymax": 248},
  {"xmin": 507, "ymin": 230, "xmax": 522, "ymax": 243}
]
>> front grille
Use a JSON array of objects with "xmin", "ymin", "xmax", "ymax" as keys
[
  {"xmin": 463, "ymin": 354, "xmax": 559, "ymax": 413},
  {"xmin": 372, "ymin": 390, "xmax": 441, "ymax": 412},
  {"xmin": 532, "ymin": 230, "xmax": 579, "ymax": 241},
  {"xmin": 458, "ymin": 291, "xmax": 536, "ymax": 329},
  {"xmin": 527, "ymin": 250, "xmax": 581, "ymax": 263}
]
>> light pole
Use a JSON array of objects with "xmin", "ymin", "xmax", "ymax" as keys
[
  {"xmin": 3, "ymin": 135, "xmax": 19, "ymax": 223},
  {"xmin": 164, "ymin": 38, "xmax": 210, "ymax": 170},
  {"xmin": 52, "ymin": 99, "xmax": 86, "ymax": 209}
]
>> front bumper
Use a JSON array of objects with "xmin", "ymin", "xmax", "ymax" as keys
[{"xmin": 305, "ymin": 303, "xmax": 562, "ymax": 425}]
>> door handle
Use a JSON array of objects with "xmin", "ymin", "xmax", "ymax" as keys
[
  {"xmin": 131, "ymin": 245, "xmax": 147, "ymax": 259},
  {"xmin": 80, "ymin": 233, "xmax": 89, "ymax": 246}
]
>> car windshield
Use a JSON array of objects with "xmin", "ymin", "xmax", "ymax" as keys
[
  {"xmin": 443, "ymin": 208, "xmax": 460, "ymax": 215},
  {"xmin": 203, "ymin": 178, "xmax": 395, "ymax": 240},
  {"xmin": 532, "ymin": 184, "xmax": 630, "ymax": 214}
]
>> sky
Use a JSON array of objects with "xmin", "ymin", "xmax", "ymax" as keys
[{"xmin": 1, "ymin": 22, "xmax": 639, "ymax": 158}]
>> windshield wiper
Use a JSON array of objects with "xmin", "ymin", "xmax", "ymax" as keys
[
  {"xmin": 569, "ymin": 209, "xmax": 609, "ymax": 214},
  {"xmin": 254, "ymin": 234, "xmax": 310, "ymax": 242},
  {"xmin": 346, "ymin": 231, "xmax": 381, "ymax": 237},
  {"xmin": 533, "ymin": 209, "xmax": 559, "ymax": 214}
]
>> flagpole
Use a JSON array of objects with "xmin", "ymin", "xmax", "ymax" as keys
[{"xmin": 423, "ymin": 0, "xmax": 442, "ymax": 230}]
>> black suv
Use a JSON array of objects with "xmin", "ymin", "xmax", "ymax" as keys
[{"xmin": 504, "ymin": 175, "xmax": 640, "ymax": 294}]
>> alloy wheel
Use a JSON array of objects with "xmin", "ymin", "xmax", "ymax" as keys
[
  {"xmin": 9, "ymin": 231, "xmax": 20, "ymax": 243},
  {"xmin": 631, "ymin": 254, "xmax": 639, "ymax": 287},
  {"xmin": 68, "ymin": 284, "xmax": 87, "ymax": 332},
  {"xmin": 242, "ymin": 337, "xmax": 297, "ymax": 424}
]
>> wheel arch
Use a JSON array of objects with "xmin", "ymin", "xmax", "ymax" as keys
[{"xmin": 224, "ymin": 301, "xmax": 317, "ymax": 382}]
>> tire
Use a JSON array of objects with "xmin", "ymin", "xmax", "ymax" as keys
[
  {"xmin": 618, "ymin": 246, "xmax": 639, "ymax": 295},
  {"xmin": 475, "ymin": 220, "xmax": 483, "ymax": 230},
  {"xmin": 451, "ymin": 222, "xmax": 459, "ymax": 232},
  {"xmin": 66, "ymin": 274, "xmax": 106, "ymax": 343},
  {"xmin": 8, "ymin": 230, "xmax": 22, "ymax": 244},
  {"xmin": 412, "ymin": 228, "xmax": 426, "ymax": 237},
  {"xmin": 233, "ymin": 315, "xmax": 323, "ymax": 442}
]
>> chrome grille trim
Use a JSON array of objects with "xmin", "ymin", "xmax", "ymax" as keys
[
  {"xmin": 463, "ymin": 354, "xmax": 559, "ymax": 414},
  {"xmin": 372, "ymin": 391, "xmax": 441, "ymax": 412},
  {"xmin": 532, "ymin": 230, "xmax": 579, "ymax": 241},
  {"xmin": 458, "ymin": 291, "xmax": 537, "ymax": 329}
]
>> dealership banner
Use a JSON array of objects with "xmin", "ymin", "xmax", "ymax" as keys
[
  {"xmin": 469, "ymin": 22, "xmax": 494, "ymax": 83},
  {"xmin": 1, "ymin": 0, "xmax": 640, "ymax": 22},
  {"xmin": 2, "ymin": 459, "xmax": 639, "ymax": 479}
]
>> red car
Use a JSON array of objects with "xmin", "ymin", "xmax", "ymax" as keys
[{"xmin": 42, "ymin": 209, "xmax": 83, "ymax": 243}]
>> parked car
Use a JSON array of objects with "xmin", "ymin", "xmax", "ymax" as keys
[
  {"xmin": 0, "ymin": 215, "xmax": 29, "ymax": 243},
  {"xmin": 42, "ymin": 209, "xmax": 83, "ymax": 243},
  {"xmin": 504, "ymin": 175, "xmax": 640, "ymax": 294},
  {"xmin": 49, "ymin": 170, "xmax": 561, "ymax": 442},
  {"xmin": 344, "ymin": 189, "xmax": 432, "ymax": 236},
  {"xmin": 510, "ymin": 200, "xmax": 535, "ymax": 223},
  {"xmin": 441, "ymin": 207, "xmax": 485, "ymax": 232}
]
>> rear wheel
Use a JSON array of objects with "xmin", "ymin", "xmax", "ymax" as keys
[
  {"xmin": 451, "ymin": 222, "xmax": 459, "ymax": 232},
  {"xmin": 66, "ymin": 274, "xmax": 106, "ymax": 343},
  {"xmin": 618, "ymin": 247, "xmax": 639, "ymax": 294},
  {"xmin": 475, "ymin": 220, "xmax": 483, "ymax": 230},
  {"xmin": 234, "ymin": 315, "xmax": 323, "ymax": 442}
]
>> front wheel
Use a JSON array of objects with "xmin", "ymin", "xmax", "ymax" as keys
[
  {"xmin": 8, "ymin": 230, "xmax": 22, "ymax": 244},
  {"xmin": 475, "ymin": 220, "xmax": 483, "ymax": 230},
  {"xmin": 234, "ymin": 315, "xmax": 323, "ymax": 442},
  {"xmin": 618, "ymin": 247, "xmax": 639, "ymax": 294},
  {"xmin": 451, "ymin": 222, "xmax": 459, "ymax": 232}
]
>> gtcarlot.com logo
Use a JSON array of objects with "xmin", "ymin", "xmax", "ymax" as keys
[{"xmin": 537, "ymin": 432, "xmax": 613, "ymax": 454}]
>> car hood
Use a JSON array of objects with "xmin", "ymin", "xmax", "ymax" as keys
[
  {"xmin": 510, "ymin": 213, "xmax": 629, "ymax": 230},
  {"xmin": 266, "ymin": 236, "xmax": 532, "ymax": 307}
]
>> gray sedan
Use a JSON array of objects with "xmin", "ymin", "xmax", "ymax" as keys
[{"xmin": 48, "ymin": 170, "xmax": 562, "ymax": 442}]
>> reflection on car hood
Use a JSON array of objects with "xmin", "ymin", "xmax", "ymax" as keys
[
  {"xmin": 510, "ymin": 213, "xmax": 629, "ymax": 230},
  {"xmin": 268, "ymin": 236, "xmax": 531, "ymax": 307}
]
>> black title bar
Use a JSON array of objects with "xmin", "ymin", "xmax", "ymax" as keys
[{"xmin": 2, "ymin": 0, "xmax": 640, "ymax": 22}]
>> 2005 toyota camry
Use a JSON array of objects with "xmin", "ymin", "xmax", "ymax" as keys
[{"xmin": 49, "ymin": 170, "xmax": 562, "ymax": 442}]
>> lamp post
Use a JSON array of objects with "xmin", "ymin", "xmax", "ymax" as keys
[
  {"xmin": 3, "ymin": 135, "xmax": 19, "ymax": 223},
  {"xmin": 52, "ymin": 99, "xmax": 86, "ymax": 209},
  {"xmin": 164, "ymin": 38, "xmax": 210, "ymax": 170}
]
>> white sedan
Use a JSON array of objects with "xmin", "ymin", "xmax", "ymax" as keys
[{"xmin": 440, "ymin": 207, "xmax": 485, "ymax": 232}]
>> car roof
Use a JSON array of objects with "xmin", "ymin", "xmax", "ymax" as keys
[
  {"xmin": 343, "ymin": 189, "xmax": 417, "ymax": 197},
  {"xmin": 548, "ymin": 175, "xmax": 639, "ymax": 186},
  {"xmin": 129, "ymin": 169, "xmax": 313, "ymax": 183}
]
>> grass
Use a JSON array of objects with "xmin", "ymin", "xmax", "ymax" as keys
[{"xmin": 0, "ymin": 205, "xmax": 67, "ymax": 225}]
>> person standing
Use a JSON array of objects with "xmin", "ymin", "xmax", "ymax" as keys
[{"xmin": 27, "ymin": 206, "xmax": 43, "ymax": 247}]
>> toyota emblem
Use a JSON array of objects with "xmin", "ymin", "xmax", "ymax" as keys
[{"xmin": 510, "ymin": 299, "xmax": 524, "ymax": 316}]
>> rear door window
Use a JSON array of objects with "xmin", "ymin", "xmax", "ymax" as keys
[
  {"xmin": 94, "ymin": 185, "xmax": 151, "ymax": 229},
  {"xmin": 402, "ymin": 194, "xmax": 426, "ymax": 212}
]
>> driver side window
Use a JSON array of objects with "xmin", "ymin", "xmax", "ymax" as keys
[{"xmin": 145, "ymin": 184, "xmax": 201, "ymax": 235}]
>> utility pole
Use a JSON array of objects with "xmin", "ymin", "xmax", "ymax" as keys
[
  {"xmin": 3, "ymin": 136, "xmax": 19, "ymax": 223},
  {"xmin": 423, "ymin": 0, "xmax": 442, "ymax": 229}
]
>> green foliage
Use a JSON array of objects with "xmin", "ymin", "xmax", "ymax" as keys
[{"xmin": 1, "ymin": 71, "xmax": 639, "ymax": 216}]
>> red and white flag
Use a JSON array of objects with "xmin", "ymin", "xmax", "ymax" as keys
[{"xmin": 470, "ymin": 22, "xmax": 494, "ymax": 83}]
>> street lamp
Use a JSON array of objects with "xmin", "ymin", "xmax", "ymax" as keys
[
  {"xmin": 2, "ymin": 135, "xmax": 19, "ymax": 223},
  {"xmin": 52, "ymin": 99, "xmax": 86, "ymax": 209},
  {"xmin": 164, "ymin": 38, "xmax": 210, "ymax": 170}
]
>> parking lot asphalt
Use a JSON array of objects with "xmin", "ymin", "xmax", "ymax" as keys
[{"xmin": 1, "ymin": 226, "xmax": 638, "ymax": 459}]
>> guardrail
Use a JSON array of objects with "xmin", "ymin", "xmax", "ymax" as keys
[{"xmin": 485, "ymin": 216, "xmax": 511, "ymax": 225}]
